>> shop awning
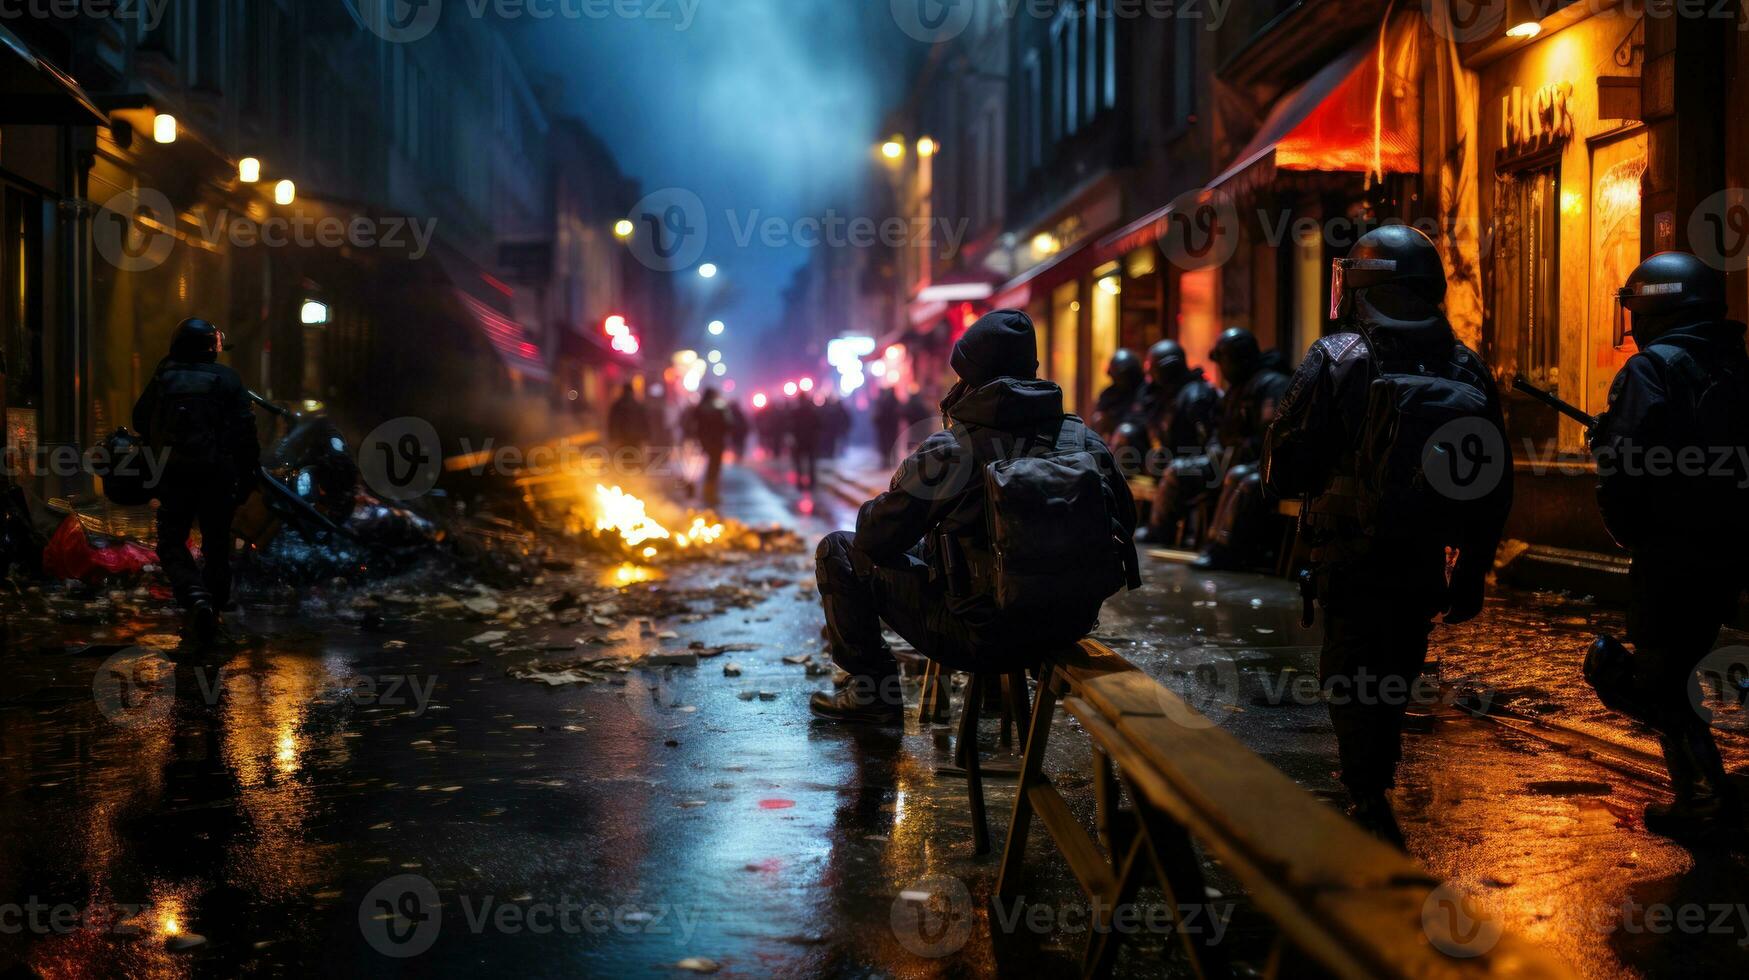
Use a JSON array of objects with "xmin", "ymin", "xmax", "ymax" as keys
[
  {"xmin": 0, "ymin": 25, "xmax": 106, "ymax": 125},
  {"xmin": 457, "ymin": 292, "xmax": 551, "ymax": 381},
  {"xmin": 1208, "ymin": 20, "xmax": 1420, "ymax": 197}
]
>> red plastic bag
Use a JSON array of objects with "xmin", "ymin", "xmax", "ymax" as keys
[{"xmin": 41, "ymin": 514, "xmax": 164, "ymax": 583}]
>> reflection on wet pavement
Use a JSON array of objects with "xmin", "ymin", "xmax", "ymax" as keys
[{"xmin": 1, "ymin": 460, "xmax": 1744, "ymax": 978}]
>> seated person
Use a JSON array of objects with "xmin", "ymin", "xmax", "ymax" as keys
[
  {"xmin": 811, "ymin": 310, "xmax": 1141, "ymax": 723},
  {"xmin": 1144, "ymin": 330, "xmax": 1289, "ymax": 552}
]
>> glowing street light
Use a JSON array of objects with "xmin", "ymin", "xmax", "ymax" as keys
[
  {"xmin": 300, "ymin": 300, "xmax": 330, "ymax": 325},
  {"xmin": 881, "ymin": 139, "xmax": 904, "ymax": 160},
  {"xmin": 153, "ymin": 113, "xmax": 177, "ymax": 144},
  {"xmin": 698, "ymin": 263, "xmax": 719, "ymax": 279},
  {"xmin": 614, "ymin": 219, "xmax": 635, "ymax": 239},
  {"xmin": 707, "ymin": 350, "xmax": 722, "ymax": 364},
  {"xmin": 239, "ymin": 157, "xmax": 261, "ymax": 183},
  {"xmin": 1506, "ymin": 21, "xmax": 1541, "ymax": 38},
  {"xmin": 605, "ymin": 315, "xmax": 629, "ymax": 337},
  {"xmin": 783, "ymin": 381, "xmax": 799, "ymax": 398},
  {"xmin": 712, "ymin": 362, "xmax": 727, "ymax": 377},
  {"xmin": 798, "ymin": 377, "xmax": 815, "ymax": 394},
  {"xmin": 917, "ymin": 137, "xmax": 937, "ymax": 158},
  {"xmin": 708, "ymin": 320, "xmax": 725, "ymax": 336},
  {"xmin": 274, "ymin": 179, "xmax": 296, "ymax": 206},
  {"xmin": 752, "ymin": 392, "xmax": 768, "ymax": 409}
]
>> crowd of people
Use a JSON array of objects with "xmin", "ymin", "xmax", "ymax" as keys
[{"xmin": 806, "ymin": 226, "xmax": 1749, "ymax": 846}]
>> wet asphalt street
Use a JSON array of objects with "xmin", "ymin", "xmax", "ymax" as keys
[{"xmin": 1, "ymin": 457, "xmax": 1746, "ymax": 978}]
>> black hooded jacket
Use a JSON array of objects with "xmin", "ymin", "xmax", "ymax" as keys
[
  {"xmin": 853, "ymin": 378, "xmax": 1138, "ymax": 616},
  {"xmin": 1263, "ymin": 300, "xmax": 1511, "ymax": 610},
  {"xmin": 1591, "ymin": 319, "xmax": 1749, "ymax": 551}
]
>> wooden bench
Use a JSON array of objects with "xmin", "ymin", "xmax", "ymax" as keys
[{"xmin": 969, "ymin": 639, "xmax": 1574, "ymax": 980}]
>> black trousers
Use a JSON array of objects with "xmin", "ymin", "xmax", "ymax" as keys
[
  {"xmin": 157, "ymin": 473, "xmax": 238, "ymax": 610},
  {"xmin": 1627, "ymin": 554, "xmax": 1742, "ymax": 797},
  {"xmin": 1316, "ymin": 559, "xmax": 1443, "ymax": 798},
  {"xmin": 815, "ymin": 532, "xmax": 989, "ymax": 700}
]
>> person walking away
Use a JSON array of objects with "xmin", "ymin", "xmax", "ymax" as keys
[
  {"xmin": 811, "ymin": 310, "xmax": 1140, "ymax": 722},
  {"xmin": 873, "ymin": 388, "xmax": 902, "ymax": 467},
  {"xmin": 607, "ymin": 383, "xmax": 648, "ymax": 471},
  {"xmin": 1584, "ymin": 251, "xmax": 1749, "ymax": 839},
  {"xmin": 1196, "ymin": 330, "xmax": 1293, "ymax": 570},
  {"xmin": 1262, "ymin": 226, "xmax": 1512, "ymax": 845},
  {"xmin": 133, "ymin": 318, "xmax": 261, "ymax": 644},
  {"xmin": 691, "ymin": 387, "xmax": 731, "ymax": 507},
  {"xmin": 790, "ymin": 395, "xmax": 822, "ymax": 490}
]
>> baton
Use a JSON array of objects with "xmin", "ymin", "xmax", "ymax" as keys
[{"xmin": 1512, "ymin": 376, "xmax": 1598, "ymax": 430}]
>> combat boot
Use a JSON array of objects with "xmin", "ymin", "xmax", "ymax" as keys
[
  {"xmin": 1645, "ymin": 730, "xmax": 1743, "ymax": 839},
  {"xmin": 1346, "ymin": 793, "xmax": 1407, "ymax": 849},
  {"xmin": 184, "ymin": 600, "xmax": 219, "ymax": 647},
  {"xmin": 809, "ymin": 684, "xmax": 903, "ymax": 725}
]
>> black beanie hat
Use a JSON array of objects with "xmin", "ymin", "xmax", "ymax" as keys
[{"xmin": 951, "ymin": 309, "xmax": 1039, "ymax": 386}]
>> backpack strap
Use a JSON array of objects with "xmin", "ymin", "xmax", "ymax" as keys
[{"xmin": 1052, "ymin": 414, "xmax": 1086, "ymax": 454}]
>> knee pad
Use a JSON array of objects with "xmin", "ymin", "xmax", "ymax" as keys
[
  {"xmin": 814, "ymin": 531, "xmax": 864, "ymax": 597},
  {"xmin": 1584, "ymin": 634, "xmax": 1657, "ymax": 725}
]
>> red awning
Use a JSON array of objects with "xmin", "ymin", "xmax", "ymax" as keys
[
  {"xmin": 1209, "ymin": 20, "xmax": 1420, "ymax": 196},
  {"xmin": 457, "ymin": 293, "xmax": 551, "ymax": 381}
]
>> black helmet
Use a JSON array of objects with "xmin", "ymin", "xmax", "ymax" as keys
[
  {"xmin": 1106, "ymin": 348, "xmax": 1143, "ymax": 389},
  {"xmin": 1616, "ymin": 251, "xmax": 1727, "ymax": 347},
  {"xmin": 1111, "ymin": 422, "xmax": 1149, "ymax": 478},
  {"xmin": 1330, "ymin": 225, "xmax": 1446, "ymax": 324},
  {"xmin": 1145, "ymin": 339, "xmax": 1189, "ymax": 387},
  {"xmin": 1210, "ymin": 328, "xmax": 1262, "ymax": 384},
  {"xmin": 169, "ymin": 318, "xmax": 222, "ymax": 363}
]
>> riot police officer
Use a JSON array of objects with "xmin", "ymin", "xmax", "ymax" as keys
[
  {"xmin": 1585, "ymin": 251, "xmax": 1749, "ymax": 838},
  {"xmin": 1263, "ymin": 226, "xmax": 1512, "ymax": 844},
  {"xmin": 1141, "ymin": 331, "xmax": 1284, "ymax": 550},
  {"xmin": 1196, "ymin": 328, "xmax": 1293, "ymax": 569},
  {"xmin": 133, "ymin": 318, "xmax": 260, "ymax": 643},
  {"xmin": 1091, "ymin": 348, "xmax": 1145, "ymax": 440},
  {"xmin": 1136, "ymin": 339, "xmax": 1221, "ymax": 470}
]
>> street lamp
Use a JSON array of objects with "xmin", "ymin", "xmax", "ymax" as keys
[
  {"xmin": 917, "ymin": 137, "xmax": 937, "ymax": 158},
  {"xmin": 881, "ymin": 139, "xmax": 905, "ymax": 161},
  {"xmin": 614, "ymin": 219, "xmax": 635, "ymax": 239},
  {"xmin": 301, "ymin": 300, "xmax": 330, "ymax": 325},
  {"xmin": 698, "ymin": 263, "xmax": 719, "ymax": 279},
  {"xmin": 153, "ymin": 113, "xmax": 177, "ymax": 144},
  {"xmin": 708, "ymin": 320, "xmax": 725, "ymax": 336},
  {"xmin": 712, "ymin": 363, "xmax": 726, "ymax": 377},
  {"xmin": 275, "ymin": 180, "xmax": 297, "ymax": 206},
  {"xmin": 239, "ymin": 157, "xmax": 262, "ymax": 183}
]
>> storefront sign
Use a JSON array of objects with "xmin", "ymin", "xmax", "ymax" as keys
[{"xmin": 1501, "ymin": 82, "xmax": 1575, "ymax": 157}]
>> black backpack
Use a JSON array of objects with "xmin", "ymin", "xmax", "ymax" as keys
[
  {"xmin": 148, "ymin": 366, "xmax": 227, "ymax": 463},
  {"xmin": 1641, "ymin": 342, "xmax": 1749, "ymax": 538},
  {"xmin": 1351, "ymin": 354, "xmax": 1499, "ymax": 542},
  {"xmin": 982, "ymin": 417, "xmax": 1129, "ymax": 615}
]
